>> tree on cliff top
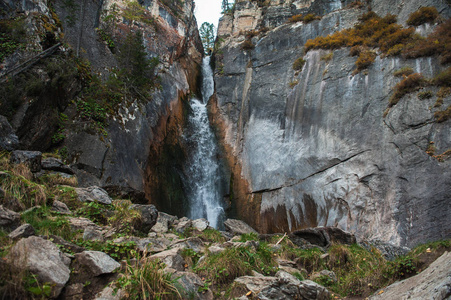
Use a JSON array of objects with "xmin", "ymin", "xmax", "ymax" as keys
[{"xmin": 199, "ymin": 22, "xmax": 215, "ymax": 55}]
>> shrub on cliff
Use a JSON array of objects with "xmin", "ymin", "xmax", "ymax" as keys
[
  {"xmin": 406, "ymin": 7, "xmax": 439, "ymax": 26},
  {"xmin": 389, "ymin": 73, "xmax": 427, "ymax": 106},
  {"xmin": 293, "ymin": 57, "xmax": 306, "ymax": 71}
]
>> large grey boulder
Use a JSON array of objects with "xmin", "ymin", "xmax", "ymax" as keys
[
  {"xmin": 6, "ymin": 236, "xmax": 71, "ymax": 298},
  {"xmin": 0, "ymin": 205, "xmax": 20, "ymax": 231},
  {"xmin": 0, "ymin": 115, "xmax": 19, "ymax": 151},
  {"xmin": 68, "ymin": 216, "xmax": 102, "ymax": 231},
  {"xmin": 192, "ymin": 218, "xmax": 209, "ymax": 231},
  {"xmin": 41, "ymin": 157, "xmax": 75, "ymax": 175},
  {"xmin": 75, "ymin": 251, "xmax": 120, "ymax": 276},
  {"xmin": 52, "ymin": 200, "xmax": 72, "ymax": 215},
  {"xmin": 130, "ymin": 204, "xmax": 158, "ymax": 232},
  {"xmin": 75, "ymin": 186, "xmax": 112, "ymax": 205},
  {"xmin": 10, "ymin": 150, "xmax": 42, "ymax": 172},
  {"xmin": 369, "ymin": 251, "xmax": 451, "ymax": 300},
  {"xmin": 224, "ymin": 219, "xmax": 258, "ymax": 235}
]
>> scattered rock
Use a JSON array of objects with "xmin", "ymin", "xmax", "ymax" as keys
[
  {"xmin": 369, "ymin": 251, "xmax": 451, "ymax": 300},
  {"xmin": 95, "ymin": 286, "xmax": 125, "ymax": 300},
  {"xmin": 41, "ymin": 157, "xmax": 75, "ymax": 174},
  {"xmin": 68, "ymin": 217, "xmax": 102, "ymax": 232},
  {"xmin": 83, "ymin": 227, "xmax": 105, "ymax": 242},
  {"xmin": 208, "ymin": 245, "xmax": 226, "ymax": 255},
  {"xmin": 136, "ymin": 237, "xmax": 171, "ymax": 253},
  {"xmin": 10, "ymin": 150, "xmax": 42, "ymax": 172},
  {"xmin": 224, "ymin": 219, "xmax": 258, "ymax": 235},
  {"xmin": 150, "ymin": 248, "xmax": 186, "ymax": 271},
  {"xmin": 361, "ymin": 239, "xmax": 411, "ymax": 261},
  {"xmin": 64, "ymin": 283, "xmax": 84, "ymax": 300},
  {"xmin": 0, "ymin": 205, "xmax": 20, "ymax": 231},
  {"xmin": 310, "ymin": 270, "xmax": 338, "ymax": 283},
  {"xmin": 130, "ymin": 204, "xmax": 158, "ymax": 232},
  {"xmin": 192, "ymin": 218, "xmax": 209, "ymax": 231},
  {"xmin": 75, "ymin": 251, "xmax": 121, "ymax": 276},
  {"xmin": 46, "ymin": 235, "xmax": 85, "ymax": 253},
  {"xmin": 175, "ymin": 217, "xmax": 192, "ymax": 234},
  {"xmin": 151, "ymin": 212, "xmax": 178, "ymax": 234},
  {"xmin": 75, "ymin": 186, "xmax": 112, "ymax": 205},
  {"xmin": 235, "ymin": 275, "xmax": 277, "ymax": 294},
  {"xmin": 174, "ymin": 271, "xmax": 214, "ymax": 300},
  {"xmin": 0, "ymin": 115, "xmax": 19, "ymax": 151},
  {"xmin": 258, "ymin": 271, "xmax": 330, "ymax": 300},
  {"xmin": 6, "ymin": 236, "xmax": 71, "ymax": 298},
  {"xmin": 8, "ymin": 223, "xmax": 35, "ymax": 240},
  {"xmin": 52, "ymin": 200, "xmax": 72, "ymax": 215}
]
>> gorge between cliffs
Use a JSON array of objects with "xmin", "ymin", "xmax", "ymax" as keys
[{"xmin": 0, "ymin": 0, "xmax": 450, "ymax": 299}]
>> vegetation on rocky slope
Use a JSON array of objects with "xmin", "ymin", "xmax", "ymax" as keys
[{"xmin": 1, "ymin": 152, "xmax": 450, "ymax": 299}]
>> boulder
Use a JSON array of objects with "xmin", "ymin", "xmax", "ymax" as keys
[
  {"xmin": 75, "ymin": 186, "xmax": 112, "ymax": 205},
  {"xmin": 0, "ymin": 115, "xmax": 19, "ymax": 151},
  {"xmin": 361, "ymin": 239, "xmax": 411, "ymax": 261},
  {"xmin": 310, "ymin": 270, "xmax": 338, "ymax": 283},
  {"xmin": 46, "ymin": 235, "xmax": 85, "ymax": 253},
  {"xmin": 258, "ymin": 272, "xmax": 330, "ymax": 300},
  {"xmin": 8, "ymin": 223, "xmax": 35, "ymax": 240},
  {"xmin": 174, "ymin": 271, "xmax": 214, "ymax": 300},
  {"xmin": 95, "ymin": 286, "xmax": 125, "ymax": 300},
  {"xmin": 136, "ymin": 237, "xmax": 171, "ymax": 253},
  {"xmin": 0, "ymin": 205, "xmax": 20, "ymax": 231},
  {"xmin": 234, "ymin": 275, "xmax": 278, "ymax": 294},
  {"xmin": 75, "ymin": 251, "xmax": 121, "ymax": 276},
  {"xmin": 150, "ymin": 212, "xmax": 178, "ymax": 234},
  {"xmin": 64, "ymin": 283, "xmax": 84, "ymax": 300},
  {"xmin": 369, "ymin": 251, "xmax": 451, "ymax": 300},
  {"xmin": 83, "ymin": 227, "xmax": 104, "ymax": 242},
  {"xmin": 130, "ymin": 204, "xmax": 158, "ymax": 232},
  {"xmin": 9, "ymin": 150, "xmax": 42, "ymax": 172},
  {"xmin": 192, "ymin": 218, "xmax": 209, "ymax": 231},
  {"xmin": 224, "ymin": 219, "xmax": 258, "ymax": 235},
  {"xmin": 150, "ymin": 248, "xmax": 186, "ymax": 271},
  {"xmin": 6, "ymin": 236, "xmax": 71, "ymax": 298},
  {"xmin": 41, "ymin": 157, "xmax": 75, "ymax": 175},
  {"xmin": 52, "ymin": 200, "xmax": 72, "ymax": 215},
  {"xmin": 68, "ymin": 217, "xmax": 102, "ymax": 231},
  {"xmin": 175, "ymin": 217, "xmax": 192, "ymax": 234}
]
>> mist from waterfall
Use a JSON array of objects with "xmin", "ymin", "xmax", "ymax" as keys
[{"xmin": 183, "ymin": 56, "xmax": 225, "ymax": 229}]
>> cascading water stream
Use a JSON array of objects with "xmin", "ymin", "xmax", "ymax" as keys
[{"xmin": 184, "ymin": 56, "xmax": 225, "ymax": 228}]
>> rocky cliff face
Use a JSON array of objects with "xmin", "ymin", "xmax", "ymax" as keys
[
  {"xmin": 0, "ymin": 0, "xmax": 203, "ymax": 211},
  {"xmin": 212, "ymin": 0, "xmax": 451, "ymax": 247}
]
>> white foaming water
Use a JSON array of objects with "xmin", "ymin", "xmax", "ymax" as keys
[{"xmin": 184, "ymin": 57, "xmax": 225, "ymax": 228}]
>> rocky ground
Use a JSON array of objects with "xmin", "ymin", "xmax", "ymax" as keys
[{"xmin": 0, "ymin": 149, "xmax": 450, "ymax": 299}]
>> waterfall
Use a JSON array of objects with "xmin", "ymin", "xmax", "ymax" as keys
[{"xmin": 184, "ymin": 56, "xmax": 225, "ymax": 228}]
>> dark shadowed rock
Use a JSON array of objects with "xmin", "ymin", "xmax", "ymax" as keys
[
  {"xmin": 45, "ymin": 235, "xmax": 85, "ymax": 253},
  {"xmin": 75, "ymin": 251, "xmax": 120, "ymax": 276},
  {"xmin": 224, "ymin": 219, "xmax": 258, "ymax": 235},
  {"xmin": 41, "ymin": 157, "xmax": 75, "ymax": 175},
  {"xmin": 75, "ymin": 186, "xmax": 112, "ymax": 205},
  {"xmin": 8, "ymin": 223, "xmax": 35, "ymax": 240},
  {"xmin": 10, "ymin": 150, "xmax": 42, "ymax": 172},
  {"xmin": 130, "ymin": 204, "xmax": 158, "ymax": 232},
  {"xmin": 0, "ymin": 115, "xmax": 19, "ymax": 151},
  {"xmin": 6, "ymin": 236, "xmax": 71, "ymax": 298},
  {"xmin": 369, "ymin": 252, "xmax": 451, "ymax": 300},
  {"xmin": 289, "ymin": 227, "xmax": 356, "ymax": 248},
  {"xmin": 0, "ymin": 205, "xmax": 20, "ymax": 231}
]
